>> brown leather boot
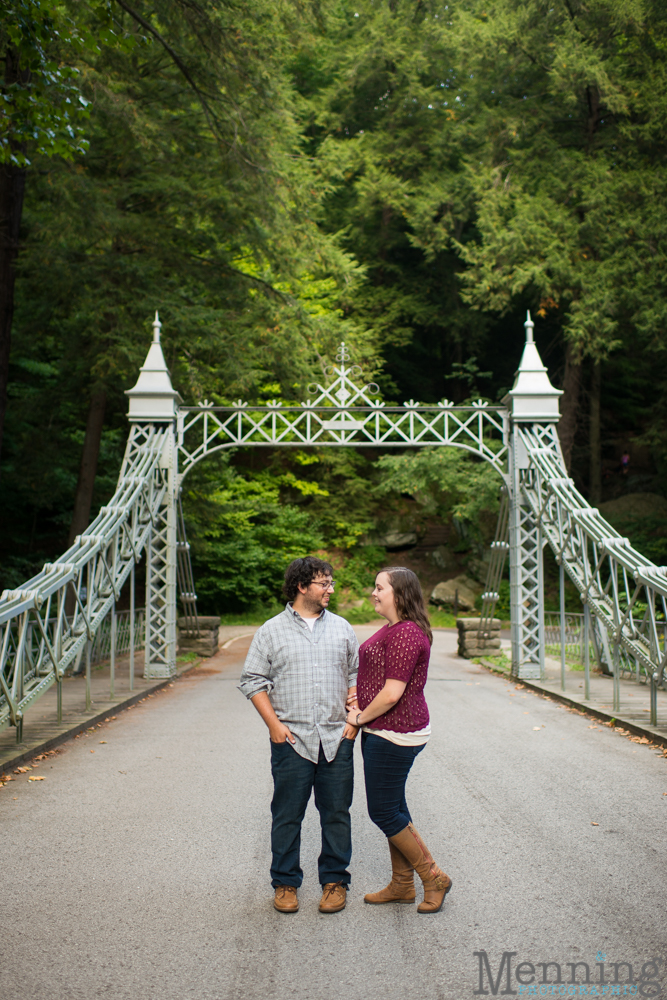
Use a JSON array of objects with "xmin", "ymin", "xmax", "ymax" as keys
[
  {"xmin": 389, "ymin": 822, "xmax": 452, "ymax": 914},
  {"xmin": 364, "ymin": 840, "xmax": 416, "ymax": 904}
]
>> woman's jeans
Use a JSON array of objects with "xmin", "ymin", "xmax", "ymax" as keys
[
  {"xmin": 270, "ymin": 738, "xmax": 354, "ymax": 888},
  {"xmin": 361, "ymin": 731, "xmax": 425, "ymax": 838}
]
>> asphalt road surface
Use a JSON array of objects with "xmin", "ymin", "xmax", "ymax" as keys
[{"xmin": 2, "ymin": 627, "xmax": 666, "ymax": 1000}]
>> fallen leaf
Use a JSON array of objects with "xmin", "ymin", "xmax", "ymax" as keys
[
  {"xmin": 28, "ymin": 776, "xmax": 45, "ymax": 782},
  {"xmin": 99, "ymin": 741, "xmax": 107, "ymax": 744},
  {"xmin": 90, "ymin": 750, "xmax": 95, "ymax": 754},
  {"xmin": 532, "ymin": 727, "xmax": 541, "ymax": 731},
  {"xmin": 591, "ymin": 822, "xmax": 599, "ymax": 826},
  {"xmin": 14, "ymin": 767, "xmax": 29, "ymax": 773}
]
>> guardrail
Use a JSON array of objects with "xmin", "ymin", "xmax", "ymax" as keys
[{"xmin": 90, "ymin": 608, "xmax": 145, "ymax": 665}]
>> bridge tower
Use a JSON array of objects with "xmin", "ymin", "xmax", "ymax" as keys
[
  {"xmin": 125, "ymin": 313, "xmax": 181, "ymax": 678},
  {"xmin": 506, "ymin": 313, "xmax": 564, "ymax": 679}
]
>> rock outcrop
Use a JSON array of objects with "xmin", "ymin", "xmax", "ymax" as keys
[{"xmin": 430, "ymin": 575, "xmax": 482, "ymax": 612}]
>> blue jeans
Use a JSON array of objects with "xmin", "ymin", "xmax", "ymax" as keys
[
  {"xmin": 270, "ymin": 738, "xmax": 354, "ymax": 888},
  {"xmin": 361, "ymin": 732, "xmax": 425, "ymax": 838}
]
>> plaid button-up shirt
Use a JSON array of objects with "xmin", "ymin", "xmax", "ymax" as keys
[{"xmin": 238, "ymin": 604, "xmax": 359, "ymax": 763}]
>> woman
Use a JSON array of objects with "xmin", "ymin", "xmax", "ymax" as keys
[{"xmin": 346, "ymin": 566, "xmax": 452, "ymax": 914}]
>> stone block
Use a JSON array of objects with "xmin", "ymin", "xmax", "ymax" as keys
[
  {"xmin": 456, "ymin": 617, "xmax": 501, "ymax": 632},
  {"xmin": 458, "ymin": 637, "xmax": 501, "ymax": 651}
]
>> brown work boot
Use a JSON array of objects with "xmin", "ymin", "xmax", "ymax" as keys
[
  {"xmin": 319, "ymin": 881, "xmax": 347, "ymax": 913},
  {"xmin": 389, "ymin": 822, "xmax": 452, "ymax": 914},
  {"xmin": 364, "ymin": 840, "xmax": 416, "ymax": 904},
  {"xmin": 274, "ymin": 886, "xmax": 299, "ymax": 913}
]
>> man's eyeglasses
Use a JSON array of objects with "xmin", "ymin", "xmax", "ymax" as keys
[{"xmin": 311, "ymin": 580, "xmax": 335, "ymax": 590}]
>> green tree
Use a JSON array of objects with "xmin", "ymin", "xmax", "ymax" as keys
[
  {"xmin": 0, "ymin": 0, "xmax": 117, "ymax": 457},
  {"xmin": 293, "ymin": 0, "xmax": 667, "ymax": 491}
]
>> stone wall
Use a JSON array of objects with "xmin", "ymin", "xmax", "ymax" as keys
[
  {"xmin": 456, "ymin": 617, "xmax": 501, "ymax": 659},
  {"xmin": 177, "ymin": 616, "xmax": 220, "ymax": 658}
]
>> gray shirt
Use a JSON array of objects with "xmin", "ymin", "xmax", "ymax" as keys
[{"xmin": 238, "ymin": 604, "xmax": 359, "ymax": 763}]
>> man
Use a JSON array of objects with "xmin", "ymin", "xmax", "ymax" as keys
[{"xmin": 239, "ymin": 556, "xmax": 359, "ymax": 915}]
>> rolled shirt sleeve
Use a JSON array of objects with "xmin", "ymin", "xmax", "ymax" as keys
[{"xmin": 238, "ymin": 627, "xmax": 274, "ymax": 699}]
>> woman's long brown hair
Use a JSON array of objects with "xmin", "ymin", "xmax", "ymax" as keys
[{"xmin": 382, "ymin": 566, "xmax": 433, "ymax": 645}]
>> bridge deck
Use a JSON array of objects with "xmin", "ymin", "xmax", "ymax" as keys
[{"xmin": 1, "ymin": 627, "xmax": 665, "ymax": 1000}]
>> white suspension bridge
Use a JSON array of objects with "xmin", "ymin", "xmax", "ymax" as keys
[{"xmin": 1, "ymin": 313, "xmax": 665, "ymax": 742}]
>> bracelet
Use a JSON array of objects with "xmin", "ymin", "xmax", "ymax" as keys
[{"xmin": 356, "ymin": 713, "xmax": 363, "ymax": 727}]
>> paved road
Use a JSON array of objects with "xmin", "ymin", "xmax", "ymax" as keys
[{"xmin": 2, "ymin": 628, "xmax": 666, "ymax": 1000}]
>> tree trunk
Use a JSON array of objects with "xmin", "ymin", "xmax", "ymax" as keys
[
  {"xmin": 67, "ymin": 389, "xmax": 107, "ymax": 545},
  {"xmin": 589, "ymin": 361, "xmax": 602, "ymax": 505},
  {"xmin": 0, "ymin": 47, "xmax": 28, "ymax": 465},
  {"xmin": 557, "ymin": 341, "xmax": 582, "ymax": 472}
]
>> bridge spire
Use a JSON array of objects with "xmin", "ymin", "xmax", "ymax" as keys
[
  {"xmin": 506, "ymin": 310, "xmax": 562, "ymax": 422},
  {"xmin": 126, "ymin": 312, "xmax": 182, "ymax": 422}
]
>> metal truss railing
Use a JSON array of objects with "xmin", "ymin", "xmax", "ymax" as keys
[
  {"xmin": 177, "ymin": 344, "xmax": 509, "ymax": 479},
  {"xmin": 0, "ymin": 425, "xmax": 170, "ymax": 740},
  {"xmin": 519, "ymin": 424, "xmax": 667, "ymax": 719}
]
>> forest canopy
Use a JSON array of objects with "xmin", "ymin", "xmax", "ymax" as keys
[{"xmin": 1, "ymin": 0, "xmax": 665, "ymax": 614}]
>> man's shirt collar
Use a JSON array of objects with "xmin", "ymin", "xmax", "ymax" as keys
[{"xmin": 286, "ymin": 602, "xmax": 326, "ymax": 627}]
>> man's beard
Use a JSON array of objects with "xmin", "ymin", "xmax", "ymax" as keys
[{"xmin": 302, "ymin": 593, "xmax": 326, "ymax": 615}]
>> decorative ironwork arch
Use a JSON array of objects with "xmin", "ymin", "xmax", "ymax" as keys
[{"xmin": 176, "ymin": 341, "xmax": 510, "ymax": 482}]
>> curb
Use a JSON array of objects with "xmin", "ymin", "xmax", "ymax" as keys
[
  {"xmin": 0, "ymin": 661, "xmax": 202, "ymax": 775},
  {"xmin": 478, "ymin": 658, "xmax": 667, "ymax": 751}
]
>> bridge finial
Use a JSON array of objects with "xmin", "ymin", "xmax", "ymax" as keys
[
  {"xmin": 126, "ymin": 312, "xmax": 182, "ymax": 422},
  {"xmin": 524, "ymin": 310, "xmax": 534, "ymax": 344},
  {"xmin": 505, "ymin": 311, "xmax": 562, "ymax": 423}
]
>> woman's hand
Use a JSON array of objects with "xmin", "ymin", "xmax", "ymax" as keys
[
  {"xmin": 346, "ymin": 690, "xmax": 358, "ymax": 712},
  {"xmin": 346, "ymin": 708, "xmax": 361, "ymax": 727}
]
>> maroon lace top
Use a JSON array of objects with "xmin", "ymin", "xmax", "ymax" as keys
[{"xmin": 357, "ymin": 621, "xmax": 430, "ymax": 733}]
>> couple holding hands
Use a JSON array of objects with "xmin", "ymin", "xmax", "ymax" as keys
[{"xmin": 239, "ymin": 556, "xmax": 452, "ymax": 915}]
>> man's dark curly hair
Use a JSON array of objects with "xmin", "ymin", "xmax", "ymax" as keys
[{"xmin": 283, "ymin": 556, "xmax": 334, "ymax": 602}]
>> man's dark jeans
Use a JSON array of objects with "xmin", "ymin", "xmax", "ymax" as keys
[{"xmin": 270, "ymin": 737, "xmax": 354, "ymax": 888}]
